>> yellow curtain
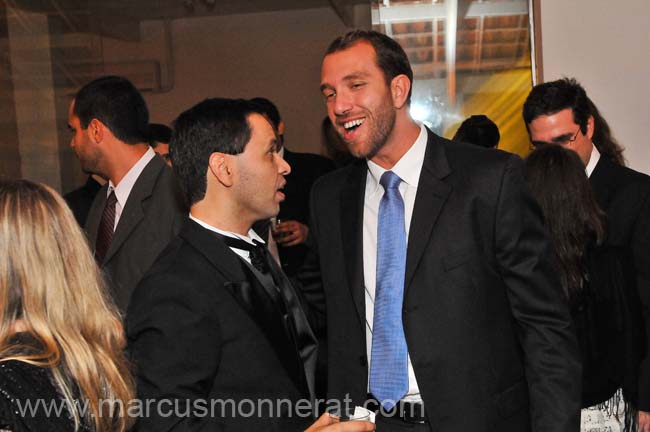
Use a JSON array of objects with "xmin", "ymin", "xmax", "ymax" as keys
[{"xmin": 445, "ymin": 68, "xmax": 533, "ymax": 158}]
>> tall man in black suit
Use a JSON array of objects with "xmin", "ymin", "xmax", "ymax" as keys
[
  {"xmin": 127, "ymin": 98, "xmax": 374, "ymax": 432},
  {"xmin": 68, "ymin": 76, "xmax": 185, "ymax": 312},
  {"xmin": 524, "ymin": 77, "xmax": 650, "ymax": 430},
  {"xmin": 311, "ymin": 30, "xmax": 581, "ymax": 431}
]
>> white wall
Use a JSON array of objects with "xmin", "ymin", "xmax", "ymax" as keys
[
  {"xmin": 540, "ymin": 0, "xmax": 650, "ymax": 174},
  {"xmin": 8, "ymin": 7, "xmax": 61, "ymax": 189},
  {"xmin": 144, "ymin": 8, "xmax": 351, "ymax": 154},
  {"xmin": 57, "ymin": 7, "xmax": 351, "ymax": 192}
]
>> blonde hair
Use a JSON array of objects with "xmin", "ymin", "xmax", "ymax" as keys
[{"xmin": 0, "ymin": 179, "xmax": 134, "ymax": 432}]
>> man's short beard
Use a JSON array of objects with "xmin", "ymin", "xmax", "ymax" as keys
[
  {"xmin": 355, "ymin": 107, "xmax": 396, "ymax": 160},
  {"xmin": 79, "ymin": 153, "xmax": 103, "ymax": 178}
]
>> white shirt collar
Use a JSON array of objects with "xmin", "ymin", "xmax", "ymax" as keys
[
  {"xmin": 107, "ymin": 147, "xmax": 156, "ymax": 207},
  {"xmin": 585, "ymin": 142, "xmax": 601, "ymax": 177},
  {"xmin": 188, "ymin": 214, "xmax": 264, "ymax": 246},
  {"xmin": 366, "ymin": 123, "xmax": 427, "ymax": 192}
]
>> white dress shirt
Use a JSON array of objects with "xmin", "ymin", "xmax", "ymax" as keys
[
  {"xmin": 106, "ymin": 147, "xmax": 156, "ymax": 230},
  {"xmin": 586, "ymin": 142, "xmax": 601, "ymax": 178},
  {"xmin": 363, "ymin": 123, "xmax": 427, "ymax": 403},
  {"xmin": 189, "ymin": 214, "xmax": 265, "ymax": 265}
]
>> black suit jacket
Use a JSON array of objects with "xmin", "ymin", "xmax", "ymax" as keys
[
  {"xmin": 590, "ymin": 157, "xmax": 650, "ymax": 409},
  {"xmin": 276, "ymin": 149, "xmax": 335, "ymax": 276},
  {"xmin": 573, "ymin": 245, "xmax": 644, "ymax": 407},
  {"xmin": 127, "ymin": 219, "xmax": 318, "ymax": 431},
  {"xmin": 64, "ymin": 175, "xmax": 102, "ymax": 226},
  {"xmin": 85, "ymin": 154, "xmax": 186, "ymax": 312},
  {"xmin": 306, "ymin": 129, "xmax": 581, "ymax": 431}
]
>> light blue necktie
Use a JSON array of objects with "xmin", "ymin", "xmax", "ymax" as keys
[{"xmin": 369, "ymin": 170, "xmax": 408, "ymax": 410}]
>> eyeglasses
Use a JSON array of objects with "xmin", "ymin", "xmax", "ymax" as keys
[{"xmin": 530, "ymin": 127, "xmax": 581, "ymax": 149}]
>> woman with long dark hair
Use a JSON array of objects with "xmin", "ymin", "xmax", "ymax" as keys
[{"xmin": 525, "ymin": 145, "xmax": 643, "ymax": 431}]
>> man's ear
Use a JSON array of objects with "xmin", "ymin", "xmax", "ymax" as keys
[
  {"xmin": 208, "ymin": 152, "xmax": 234, "ymax": 187},
  {"xmin": 390, "ymin": 74, "xmax": 411, "ymax": 109},
  {"xmin": 88, "ymin": 118, "xmax": 104, "ymax": 143},
  {"xmin": 278, "ymin": 120, "xmax": 286, "ymax": 136},
  {"xmin": 586, "ymin": 115, "xmax": 595, "ymax": 140}
]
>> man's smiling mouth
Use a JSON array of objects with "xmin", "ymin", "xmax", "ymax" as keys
[{"xmin": 343, "ymin": 118, "xmax": 365, "ymax": 131}]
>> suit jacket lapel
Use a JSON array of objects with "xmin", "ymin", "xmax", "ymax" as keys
[
  {"xmin": 340, "ymin": 161, "xmax": 368, "ymax": 324},
  {"xmin": 182, "ymin": 220, "xmax": 313, "ymax": 397},
  {"xmin": 589, "ymin": 157, "xmax": 613, "ymax": 208},
  {"xmin": 103, "ymin": 157, "xmax": 165, "ymax": 264},
  {"xmin": 85, "ymin": 185, "xmax": 107, "ymax": 249},
  {"xmin": 266, "ymin": 255, "xmax": 318, "ymax": 400},
  {"xmin": 405, "ymin": 129, "xmax": 452, "ymax": 292},
  {"xmin": 180, "ymin": 219, "xmax": 246, "ymax": 281},
  {"xmin": 181, "ymin": 222, "xmax": 286, "ymax": 345}
]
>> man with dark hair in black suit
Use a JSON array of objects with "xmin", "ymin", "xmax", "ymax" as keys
[
  {"xmin": 148, "ymin": 122, "xmax": 173, "ymax": 165},
  {"xmin": 524, "ymin": 77, "xmax": 650, "ymax": 430},
  {"xmin": 249, "ymin": 97, "xmax": 335, "ymax": 277},
  {"xmin": 63, "ymin": 174, "xmax": 103, "ymax": 226},
  {"xmin": 452, "ymin": 114, "xmax": 500, "ymax": 149},
  {"xmin": 127, "ymin": 98, "xmax": 374, "ymax": 432},
  {"xmin": 310, "ymin": 29, "xmax": 581, "ymax": 431},
  {"xmin": 68, "ymin": 75, "xmax": 185, "ymax": 312}
]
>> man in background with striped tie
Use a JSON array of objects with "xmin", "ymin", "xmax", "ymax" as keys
[{"xmin": 68, "ymin": 75, "xmax": 185, "ymax": 312}]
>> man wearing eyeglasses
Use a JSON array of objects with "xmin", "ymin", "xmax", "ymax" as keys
[
  {"xmin": 523, "ymin": 84, "xmax": 593, "ymax": 166},
  {"xmin": 524, "ymin": 77, "xmax": 650, "ymax": 431}
]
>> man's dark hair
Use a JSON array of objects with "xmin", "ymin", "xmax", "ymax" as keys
[
  {"xmin": 522, "ymin": 77, "xmax": 591, "ymax": 136},
  {"xmin": 171, "ymin": 98, "xmax": 262, "ymax": 206},
  {"xmin": 325, "ymin": 30, "xmax": 414, "ymax": 104},
  {"xmin": 525, "ymin": 145, "xmax": 605, "ymax": 304},
  {"xmin": 585, "ymin": 96, "xmax": 626, "ymax": 166},
  {"xmin": 523, "ymin": 77, "xmax": 626, "ymax": 166},
  {"xmin": 249, "ymin": 97, "xmax": 281, "ymax": 132},
  {"xmin": 148, "ymin": 123, "xmax": 172, "ymax": 148},
  {"xmin": 453, "ymin": 114, "xmax": 500, "ymax": 149},
  {"xmin": 73, "ymin": 76, "xmax": 149, "ymax": 144}
]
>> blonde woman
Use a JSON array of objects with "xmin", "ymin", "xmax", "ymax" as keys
[{"xmin": 0, "ymin": 179, "xmax": 134, "ymax": 431}]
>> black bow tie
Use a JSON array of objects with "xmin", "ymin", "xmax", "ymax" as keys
[{"xmin": 222, "ymin": 236, "xmax": 270, "ymax": 273}]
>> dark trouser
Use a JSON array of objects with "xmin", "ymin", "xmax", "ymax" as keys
[
  {"xmin": 376, "ymin": 414, "xmax": 432, "ymax": 431},
  {"xmin": 366, "ymin": 395, "xmax": 432, "ymax": 432}
]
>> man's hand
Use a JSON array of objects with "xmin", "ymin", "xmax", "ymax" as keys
[
  {"xmin": 305, "ymin": 413, "xmax": 375, "ymax": 432},
  {"xmin": 274, "ymin": 220, "xmax": 309, "ymax": 247},
  {"xmin": 639, "ymin": 410, "xmax": 650, "ymax": 432}
]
